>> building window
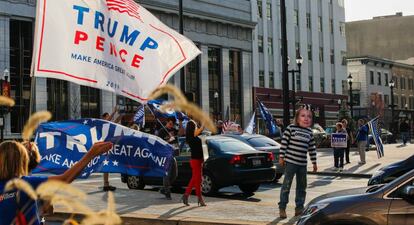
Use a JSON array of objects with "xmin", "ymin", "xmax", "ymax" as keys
[
  {"xmin": 408, "ymin": 78, "xmax": 414, "ymax": 90},
  {"xmin": 400, "ymin": 77, "xmax": 406, "ymax": 90},
  {"xmin": 258, "ymin": 35, "xmax": 263, "ymax": 52},
  {"xmin": 340, "ymin": 51, "xmax": 347, "ymax": 65},
  {"xmin": 332, "ymin": 79, "xmax": 336, "ymax": 94},
  {"xmin": 385, "ymin": 73, "xmax": 389, "ymax": 86},
  {"xmin": 353, "ymin": 93, "xmax": 361, "ymax": 106},
  {"xmin": 320, "ymin": 77, "xmax": 325, "ymax": 93},
  {"xmin": 410, "ymin": 96, "xmax": 414, "ymax": 109},
  {"xmin": 229, "ymin": 51, "xmax": 241, "ymax": 123},
  {"xmin": 394, "ymin": 95, "xmax": 399, "ymax": 107},
  {"xmin": 9, "ymin": 19, "xmax": 33, "ymax": 133},
  {"xmin": 294, "ymin": 10, "xmax": 299, "ymax": 26},
  {"xmin": 208, "ymin": 48, "xmax": 221, "ymax": 120},
  {"xmin": 266, "ymin": 2, "xmax": 272, "ymax": 20},
  {"xmin": 319, "ymin": 47, "xmax": 324, "ymax": 62},
  {"xmin": 318, "ymin": 16, "xmax": 322, "ymax": 32},
  {"xmin": 370, "ymin": 71, "xmax": 374, "ymax": 85},
  {"xmin": 257, "ymin": 0, "xmax": 262, "ymax": 18},
  {"xmin": 306, "ymin": 13, "xmax": 311, "ymax": 29},
  {"xmin": 329, "ymin": 19, "xmax": 334, "ymax": 34},
  {"xmin": 185, "ymin": 56, "xmax": 200, "ymax": 104},
  {"xmin": 309, "ymin": 76, "xmax": 313, "ymax": 92},
  {"xmin": 295, "ymin": 42, "xmax": 300, "ymax": 58},
  {"xmin": 80, "ymin": 86, "xmax": 101, "ymax": 118},
  {"xmin": 259, "ymin": 71, "xmax": 265, "ymax": 87},
  {"xmin": 393, "ymin": 76, "xmax": 398, "ymax": 89},
  {"xmin": 377, "ymin": 72, "xmax": 382, "ymax": 85},
  {"xmin": 268, "ymin": 38, "xmax": 273, "ymax": 55},
  {"xmin": 401, "ymin": 96, "xmax": 407, "ymax": 108},
  {"xmin": 47, "ymin": 79, "xmax": 69, "ymax": 121},
  {"xmin": 269, "ymin": 71, "xmax": 274, "ymax": 88},
  {"xmin": 384, "ymin": 95, "xmax": 389, "ymax": 106},
  {"xmin": 308, "ymin": 45, "xmax": 312, "ymax": 61},
  {"xmin": 339, "ymin": 22, "xmax": 346, "ymax": 37},
  {"xmin": 330, "ymin": 49, "xmax": 334, "ymax": 64}
]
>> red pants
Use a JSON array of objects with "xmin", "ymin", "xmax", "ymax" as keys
[{"xmin": 185, "ymin": 159, "xmax": 203, "ymax": 197}]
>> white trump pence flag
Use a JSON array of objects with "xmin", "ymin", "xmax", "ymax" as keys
[{"xmin": 32, "ymin": 0, "xmax": 201, "ymax": 102}]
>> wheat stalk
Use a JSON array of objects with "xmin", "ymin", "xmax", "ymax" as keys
[
  {"xmin": 36, "ymin": 180, "xmax": 87, "ymax": 201},
  {"xmin": 22, "ymin": 111, "xmax": 52, "ymax": 141},
  {"xmin": 5, "ymin": 179, "xmax": 37, "ymax": 200},
  {"xmin": 0, "ymin": 96, "xmax": 15, "ymax": 107},
  {"xmin": 148, "ymin": 84, "xmax": 187, "ymax": 103}
]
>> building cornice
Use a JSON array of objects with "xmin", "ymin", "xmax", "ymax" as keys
[{"xmin": 346, "ymin": 55, "xmax": 414, "ymax": 70}]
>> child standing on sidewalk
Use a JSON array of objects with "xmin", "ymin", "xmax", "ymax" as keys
[
  {"xmin": 333, "ymin": 122, "xmax": 347, "ymax": 172},
  {"xmin": 278, "ymin": 105, "xmax": 318, "ymax": 219}
]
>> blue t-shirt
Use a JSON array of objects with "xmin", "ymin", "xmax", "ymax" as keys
[
  {"xmin": 356, "ymin": 125, "xmax": 369, "ymax": 142},
  {"xmin": 0, "ymin": 176, "xmax": 48, "ymax": 225}
]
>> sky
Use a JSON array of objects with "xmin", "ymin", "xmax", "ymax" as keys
[{"xmin": 345, "ymin": 0, "xmax": 414, "ymax": 22}]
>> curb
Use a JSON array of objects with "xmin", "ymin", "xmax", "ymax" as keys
[
  {"xmin": 47, "ymin": 212, "xmax": 294, "ymax": 225},
  {"xmin": 308, "ymin": 171, "xmax": 372, "ymax": 178}
]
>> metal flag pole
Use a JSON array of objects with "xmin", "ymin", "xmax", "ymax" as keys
[{"xmin": 145, "ymin": 104, "xmax": 172, "ymax": 138}]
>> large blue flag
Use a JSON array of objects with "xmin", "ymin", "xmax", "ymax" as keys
[
  {"xmin": 368, "ymin": 117, "xmax": 384, "ymax": 158},
  {"xmin": 257, "ymin": 99, "xmax": 278, "ymax": 137},
  {"xmin": 134, "ymin": 105, "xmax": 145, "ymax": 127},
  {"xmin": 33, "ymin": 119, "xmax": 174, "ymax": 178},
  {"xmin": 147, "ymin": 99, "xmax": 177, "ymax": 118}
]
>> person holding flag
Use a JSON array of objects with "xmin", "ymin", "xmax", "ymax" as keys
[{"xmin": 355, "ymin": 119, "xmax": 369, "ymax": 165}]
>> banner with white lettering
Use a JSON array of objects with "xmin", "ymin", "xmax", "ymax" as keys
[
  {"xmin": 331, "ymin": 133, "xmax": 348, "ymax": 148},
  {"xmin": 32, "ymin": 0, "xmax": 201, "ymax": 102},
  {"xmin": 32, "ymin": 119, "xmax": 174, "ymax": 178}
]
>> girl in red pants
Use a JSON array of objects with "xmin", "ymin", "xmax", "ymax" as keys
[{"xmin": 182, "ymin": 120, "xmax": 206, "ymax": 206}]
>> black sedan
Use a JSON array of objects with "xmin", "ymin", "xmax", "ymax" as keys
[
  {"xmin": 223, "ymin": 134, "xmax": 284, "ymax": 181},
  {"xmin": 368, "ymin": 154, "xmax": 414, "ymax": 185},
  {"xmin": 296, "ymin": 169, "xmax": 414, "ymax": 225},
  {"xmin": 121, "ymin": 135, "xmax": 276, "ymax": 195}
]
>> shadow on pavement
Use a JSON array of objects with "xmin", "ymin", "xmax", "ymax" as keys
[
  {"xmin": 267, "ymin": 215, "xmax": 298, "ymax": 225},
  {"xmin": 158, "ymin": 205, "xmax": 198, "ymax": 218}
]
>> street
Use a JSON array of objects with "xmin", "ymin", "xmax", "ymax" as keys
[{"xmin": 48, "ymin": 174, "xmax": 369, "ymax": 224}]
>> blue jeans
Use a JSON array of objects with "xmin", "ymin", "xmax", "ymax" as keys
[
  {"xmin": 334, "ymin": 148, "xmax": 345, "ymax": 168},
  {"xmin": 401, "ymin": 132, "xmax": 409, "ymax": 144},
  {"xmin": 278, "ymin": 162, "xmax": 307, "ymax": 210}
]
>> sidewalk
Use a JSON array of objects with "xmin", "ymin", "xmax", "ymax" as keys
[{"xmin": 309, "ymin": 143, "xmax": 413, "ymax": 178}]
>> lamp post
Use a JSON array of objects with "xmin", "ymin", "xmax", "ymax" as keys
[
  {"xmin": 347, "ymin": 73, "xmax": 353, "ymax": 118},
  {"xmin": 389, "ymin": 79, "xmax": 395, "ymax": 132},
  {"xmin": 337, "ymin": 99, "xmax": 342, "ymax": 111},
  {"xmin": 214, "ymin": 91, "xmax": 219, "ymax": 121},
  {"xmin": 280, "ymin": 0, "xmax": 290, "ymax": 128},
  {"xmin": 288, "ymin": 55, "xmax": 303, "ymax": 115}
]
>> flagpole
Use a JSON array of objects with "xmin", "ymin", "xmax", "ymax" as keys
[{"xmin": 145, "ymin": 104, "xmax": 172, "ymax": 138}]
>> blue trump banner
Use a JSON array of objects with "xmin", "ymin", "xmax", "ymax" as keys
[
  {"xmin": 134, "ymin": 105, "xmax": 145, "ymax": 127},
  {"xmin": 33, "ymin": 119, "xmax": 174, "ymax": 178},
  {"xmin": 368, "ymin": 117, "xmax": 384, "ymax": 158},
  {"xmin": 245, "ymin": 112, "xmax": 256, "ymax": 134},
  {"xmin": 147, "ymin": 99, "xmax": 177, "ymax": 118},
  {"xmin": 257, "ymin": 99, "xmax": 279, "ymax": 137}
]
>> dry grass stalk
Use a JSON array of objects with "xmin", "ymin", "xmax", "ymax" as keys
[
  {"xmin": 150, "ymin": 85, "xmax": 217, "ymax": 133},
  {"xmin": 81, "ymin": 192, "xmax": 121, "ymax": 225},
  {"xmin": 50, "ymin": 195, "xmax": 93, "ymax": 215},
  {"xmin": 22, "ymin": 111, "xmax": 52, "ymax": 141},
  {"xmin": 36, "ymin": 180, "xmax": 87, "ymax": 201},
  {"xmin": 4, "ymin": 179, "xmax": 37, "ymax": 200},
  {"xmin": 62, "ymin": 219, "xmax": 80, "ymax": 225},
  {"xmin": 0, "ymin": 96, "xmax": 15, "ymax": 107},
  {"xmin": 148, "ymin": 84, "xmax": 187, "ymax": 103}
]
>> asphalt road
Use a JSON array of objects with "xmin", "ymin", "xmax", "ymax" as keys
[{"xmin": 48, "ymin": 174, "xmax": 369, "ymax": 224}]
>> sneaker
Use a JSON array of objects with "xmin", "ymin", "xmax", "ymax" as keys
[
  {"xmin": 103, "ymin": 185, "xmax": 116, "ymax": 192},
  {"xmin": 358, "ymin": 162, "xmax": 366, "ymax": 165},
  {"xmin": 279, "ymin": 209, "xmax": 287, "ymax": 219},
  {"xmin": 339, "ymin": 167, "xmax": 343, "ymax": 172},
  {"xmin": 295, "ymin": 208, "xmax": 304, "ymax": 216},
  {"xmin": 165, "ymin": 193, "xmax": 172, "ymax": 200}
]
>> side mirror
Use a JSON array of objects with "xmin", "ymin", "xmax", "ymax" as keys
[{"xmin": 402, "ymin": 186, "xmax": 414, "ymax": 201}]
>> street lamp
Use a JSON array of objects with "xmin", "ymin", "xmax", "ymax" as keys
[
  {"xmin": 389, "ymin": 79, "xmax": 395, "ymax": 132},
  {"xmin": 347, "ymin": 73, "xmax": 353, "ymax": 118},
  {"xmin": 337, "ymin": 99, "xmax": 342, "ymax": 111},
  {"xmin": 288, "ymin": 55, "xmax": 303, "ymax": 116},
  {"xmin": 214, "ymin": 91, "xmax": 219, "ymax": 121}
]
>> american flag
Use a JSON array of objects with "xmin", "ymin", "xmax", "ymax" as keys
[
  {"xmin": 368, "ymin": 117, "xmax": 384, "ymax": 158},
  {"xmin": 106, "ymin": 0, "xmax": 144, "ymax": 23}
]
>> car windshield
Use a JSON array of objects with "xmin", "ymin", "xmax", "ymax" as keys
[
  {"xmin": 210, "ymin": 139, "xmax": 256, "ymax": 152},
  {"xmin": 325, "ymin": 127, "xmax": 335, "ymax": 134},
  {"xmin": 312, "ymin": 124, "xmax": 325, "ymax": 133},
  {"xmin": 247, "ymin": 137, "xmax": 279, "ymax": 147}
]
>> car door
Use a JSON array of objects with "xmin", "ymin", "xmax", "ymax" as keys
[{"xmin": 386, "ymin": 177, "xmax": 414, "ymax": 225}]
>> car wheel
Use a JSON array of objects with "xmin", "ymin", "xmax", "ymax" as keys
[
  {"xmin": 126, "ymin": 175, "xmax": 145, "ymax": 190},
  {"xmin": 202, "ymin": 172, "xmax": 217, "ymax": 196},
  {"xmin": 239, "ymin": 183, "xmax": 260, "ymax": 194}
]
